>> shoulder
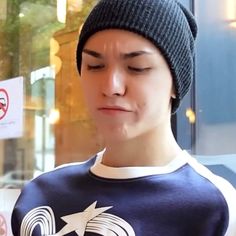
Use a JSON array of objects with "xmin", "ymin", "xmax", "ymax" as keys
[
  {"xmin": 183, "ymin": 151, "xmax": 236, "ymax": 236},
  {"xmin": 184, "ymin": 151, "xmax": 236, "ymax": 199},
  {"xmin": 11, "ymin": 155, "xmax": 97, "ymax": 235},
  {"xmin": 22, "ymin": 155, "xmax": 96, "ymax": 194},
  {"xmin": 11, "ymin": 158, "xmax": 96, "ymax": 210},
  {"xmin": 39, "ymin": 155, "xmax": 95, "ymax": 180}
]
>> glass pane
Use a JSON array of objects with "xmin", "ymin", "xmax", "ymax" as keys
[
  {"xmin": 0, "ymin": 0, "xmax": 99, "ymax": 233},
  {"xmin": 195, "ymin": 0, "xmax": 236, "ymax": 155},
  {"xmin": 194, "ymin": 0, "xmax": 236, "ymax": 187},
  {"xmin": 0, "ymin": 0, "xmax": 102, "ymax": 186}
]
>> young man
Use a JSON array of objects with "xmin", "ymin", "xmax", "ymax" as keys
[{"xmin": 11, "ymin": 0, "xmax": 236, "ymax": 235}]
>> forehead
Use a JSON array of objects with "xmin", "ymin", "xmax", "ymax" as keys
[{"xmin": 84, "ymin": 29, "xmax": 160, "ymax": 54}]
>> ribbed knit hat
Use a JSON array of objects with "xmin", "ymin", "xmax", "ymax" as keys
[{"xmin": 76, "ymin": 0, "xmax": 197, "ymax": 113}]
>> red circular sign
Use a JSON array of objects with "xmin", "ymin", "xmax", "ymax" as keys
[
  {"xmin": 0, "ymin": 214, "xmax": 7, "ymax": 236},
  {"xmin": 0, "ymin": 88, "xmax": 9, "ymax": 120}
]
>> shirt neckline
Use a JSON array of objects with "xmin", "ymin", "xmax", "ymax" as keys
[{"xmin": 90, "ymin": 150, "xmax": 191, "ymax": 179}]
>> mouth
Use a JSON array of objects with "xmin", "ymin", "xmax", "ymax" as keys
[{"xmin": 97, "ymin": 106, "xmax": 132, "ymax": 115}]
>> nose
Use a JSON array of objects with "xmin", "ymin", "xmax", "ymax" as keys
[{"xmin": 102, "ymin": 68, "xmax": 126, "ymax": 97}]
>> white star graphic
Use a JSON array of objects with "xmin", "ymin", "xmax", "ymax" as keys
[{"xmin": 53, "ymin": 201, "xmax": 112, "ymax": 236}]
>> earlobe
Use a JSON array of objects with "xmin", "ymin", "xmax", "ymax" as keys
[{"xmin": 171, "ymin": 94, "xmax": 176, "ymax": 99}]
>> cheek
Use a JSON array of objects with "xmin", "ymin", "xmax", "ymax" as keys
[
  {"xmin": 135, "ymin": 84, "xmax": 170, "ymax": 118},
  {"xmin": 135, "ymin": 94, "xmax": 153, "ymax": 119}
]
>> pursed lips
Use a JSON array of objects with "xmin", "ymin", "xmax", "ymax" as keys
[{"xmin": 97, "ymin": 106, "xmax": 132, "ymax": 115}]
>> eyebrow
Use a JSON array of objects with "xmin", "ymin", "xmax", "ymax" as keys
[
  {"xmin": 83, "ymin": 49, "xmax": 103, "ymax": 58},
  {"xmin": 122, "ymin": 51, "xmax": 153, "ymax": 59}
]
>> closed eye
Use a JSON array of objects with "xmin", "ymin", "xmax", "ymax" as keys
[
  {"xmin": 87, "ymin": 64, "xmax": 105, "ymax": 70},
  {"xmin": 128, "ymin": 66, "xmax": 151, "ymax": 73}
]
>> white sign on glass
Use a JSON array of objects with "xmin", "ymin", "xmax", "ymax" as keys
[{"xmin": 0, "ymin": 77, "xmax": 24, "ymax": 139}]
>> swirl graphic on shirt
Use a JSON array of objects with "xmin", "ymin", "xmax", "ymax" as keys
[
  {"xmin": 20, "ymin": 201, "xmax": 135, "ymax": 236},
  {"xmin": 20, "ymin": 206, "xmax": 56, "ymax": 236}
]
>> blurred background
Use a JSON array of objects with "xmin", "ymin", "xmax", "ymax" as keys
[{"xmin": 0, "ymin": 0, "xmax": 236, "ymax": 234}]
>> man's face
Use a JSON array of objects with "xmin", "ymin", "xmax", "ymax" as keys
[{"xmin": 81, "ymin": 29, "xmax": 174, "ymax": 143}]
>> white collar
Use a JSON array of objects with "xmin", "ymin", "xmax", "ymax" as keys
[{"xmin": 90, "ymin": 150, "xmax": 191, "ymax": 179}]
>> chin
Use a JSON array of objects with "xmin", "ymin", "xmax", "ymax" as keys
[{"xmin": 98, "ymin": 125, "xmax": 135, "ymax": 143}]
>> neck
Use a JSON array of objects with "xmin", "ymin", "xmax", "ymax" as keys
[{"xmin": 102, "ymin": 122, "xmax": 182, "ymax": 167}]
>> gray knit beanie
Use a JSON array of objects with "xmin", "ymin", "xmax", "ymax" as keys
[{"xmin": 76, "ymin": 0, "xmax": 197, "ymax": 113}]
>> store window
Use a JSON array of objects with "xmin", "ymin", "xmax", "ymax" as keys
[
  {"xmin": 0, "ymin": 0, "xmax": 102, "ymax": 186},
  {"xmin": 175, "ymin": 0, "xmax": 236, "ymax": 187},
  {"xmin": 193, "ymin": 0, "xmax": 236, "ymax": 186},
  {"xmin": 194, "ymin": 0, "xmax": 236, "ymax": 155},
  {"xmin": 2, "ymin": 0, "xmax": 236, "ymax": 182},
  {"xmin": 0, "ymin": 0, "xmax": 235, "ymax": 189},
  {"xmin": 0, "ymin": 1, "xmax": 100, "ymax": 233}
]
